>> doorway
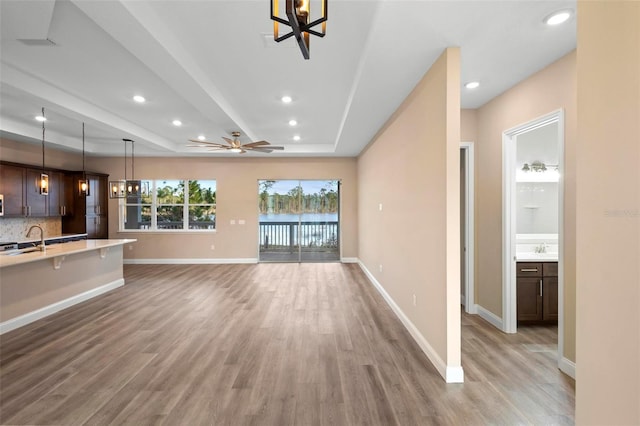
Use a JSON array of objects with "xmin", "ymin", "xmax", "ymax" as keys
[
  {"xmin": 258, "ymin": 179, "xmax": 340, "ymax": 262},
  {"xmin": 502, "ymin": 110, "xmax": 564, "ymax": 365},
  {"xmin": 460, "ymin": 142, "xmax": 475, "ymax": 314}
]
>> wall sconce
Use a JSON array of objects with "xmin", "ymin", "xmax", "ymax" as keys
[
  {"xmin": 39, "ymin": 107, "xmax": 49, "ymax": 195},
  {"xmin": 518, "ymin": 161, "xmax": 560, "ymax": 182},
  {"xmin": 271, "ymin": 0, "xmax": 327, "ymax": 59}
]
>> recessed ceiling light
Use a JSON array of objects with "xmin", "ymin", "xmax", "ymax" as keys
[
  {"xmin": 197, "ymin": 135, "xmax": 206, "ymax": 141},
  {"xmin": 465, "ymin": 81, "xmax": 480, "ymax": 89},
  {"xmin": 35, "ymin": 115, "xmax": 47, "ymax": 122},
  {"xmin": 293, "ymin": 135, "xmax": 301, "ymax": 141},
  {"xmin": 172, "ymin": 119, "xmax": 182, "ymax": 126},
  {"xmin": 133, "ymin": 95, "xmax": 146, "ymax": 103},
  {"xmin": 544, "ymin": 10, "xmax": 572, "ymax": 26},
  {"xmin": 281, "ymin": 96, "xmax": 292, "ymax": 103},
  {"xmin": 289, "ymin": 119, "xmax": 297, "ymax": 126}
]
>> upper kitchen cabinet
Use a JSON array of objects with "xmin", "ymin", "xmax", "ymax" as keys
[
  {"xmin": 62, "ymin": 172, "xmax": 109, "ymax": 238},
  {"xmin": 0, "ymin": 162, "xmax": 76, "ymax": 218},
  {"xmin": 0, "ymin": 163, "xmax": 48, "ymax": 217},
  {"xmin": 47, "ymin": 171, "xmax": 74, "ymax": 217},
  {"xmin": 0, "ymin": 163, "xmax": 25, "ymax": 216}
]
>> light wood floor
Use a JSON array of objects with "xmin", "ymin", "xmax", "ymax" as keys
[{"xmin": 0, "ymin": 263, "xmax": 574, "ymax": 425}]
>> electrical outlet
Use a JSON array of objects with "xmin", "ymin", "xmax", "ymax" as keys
[
  {"xmin": 210, "ymin": 244, "xmax": 215, "ymax": 250},
  {"xmin": 413, "ymin": 294, "xmax": 417, "ymax": 306},
  {"xmin": 230, "ymin": 219, "xmax": 236, "ymax": 225},
  {"xmin": 379, "ymin": 264, "xmax": 383, "ymax": 272},
  {"xmin": 238, "ymin": 219, "xmax": 245, "ymax": 225},
  {"xmin": 128, "ymin": 245, "xmax": 133, "ymax": 251},
  {"xmin": 379, "ymin": 203, "xmax": 383, "ymax": 212}
]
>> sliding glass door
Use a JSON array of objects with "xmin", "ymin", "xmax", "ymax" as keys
[{"xmin": 258, "ymin": 180, "xmax": 340, "ymax": 262}]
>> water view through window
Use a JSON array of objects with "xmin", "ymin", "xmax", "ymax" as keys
[{"xmin": 258, "ymin": 179, "xmax": 340, "ymax": 262}]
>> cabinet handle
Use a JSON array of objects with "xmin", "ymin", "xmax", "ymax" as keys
[
  {"xmin": 63, "ymin": 206, "xmax": 67, "ymax": 215},
  {"xmin": 539, "ymin": 279, "xmax": 543, "ymax": 297},
  {"xmin": 28, "ymin": 206, "xmax": 31, "ymax": 216},
  {"xmin": 521, "ymin": 268, "xmax": 538, "ymax": 272}
]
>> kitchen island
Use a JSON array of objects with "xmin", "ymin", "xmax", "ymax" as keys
[{"xmin": 0, "ymin": 239, "xmax": 136, "ymax": 334}]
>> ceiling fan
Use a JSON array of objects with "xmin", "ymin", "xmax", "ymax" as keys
[{"xmin": 188, "ymin": 131, "xmax": 284, "ymax": 154}]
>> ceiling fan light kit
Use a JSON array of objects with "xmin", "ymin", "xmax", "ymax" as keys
[
  {"xmin": 271, "ymin": 0, "xmax": 327, "ymax": 59},
  {"xmin": 188, "ymin": 131, "xmax": 284, "ymax": 154}
]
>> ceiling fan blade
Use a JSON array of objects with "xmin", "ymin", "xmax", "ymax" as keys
[
  {"xmin": 242, "ymin": 140, "xmax": 271, "ymax": 148},
  {"xmin": 188, "ymin": 139, "xmax": 228, "ymax": 147},
  {"xmin": 266, "ymin": 146, "xmax": 285, "ymax": 150},
  {"xmin": 249, "ymin": 147, "xmax": 274, "ymax": 153}
]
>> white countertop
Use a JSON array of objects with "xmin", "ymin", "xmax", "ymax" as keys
[
  {"xmin": 0, "ymin": 239, "xmax": 136, "ymax": 269},
  {"xmin": 516, "ymin": 253, "xmax": 559, "ymax": 262}
]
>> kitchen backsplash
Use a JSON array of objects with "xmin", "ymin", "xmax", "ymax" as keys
[{"xmin": 0, "ymin": 217, "xmax": 62, "ymax": 243}]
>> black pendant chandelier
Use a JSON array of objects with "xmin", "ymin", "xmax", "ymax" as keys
[{"xmin": 271, "ymin": 0, "xmax": 327, "ymax": 59}]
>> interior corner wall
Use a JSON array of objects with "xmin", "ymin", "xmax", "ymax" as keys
[
  {"xmin": 575, "ymin": 1, "xmax": 640, "ymax": 424},
  {"xmin": 474, "ymin": 51, "xmax": 577, "ymax": 363},
  {"xmin": 357, "ymin": 47, "xmax": 462, "ymax": 380}
]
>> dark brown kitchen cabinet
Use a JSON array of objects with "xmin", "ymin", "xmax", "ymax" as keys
[
  {"xmin": 62, "ymin": 172, "xmax": 109, "ymax": 238},
  {"xmin": 0, "ymin": 163, "xmax": 25, "ymax": 216},
  {"xmin": 0, "ymin": 163, "xmax": 49, "ymax": 217},
  {"xmin": 24, "ymin": 168, "xmax": 48, "ymax": 216},
  {"xmin": 47, "ymin": 171, "xmax": 73, "ymax": 217},
  {"xmin": 517, "ymin": 261, "xmax": 558, "ymax": 324}
]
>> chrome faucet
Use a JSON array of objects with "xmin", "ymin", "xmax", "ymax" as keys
[{"xmin": 26, "ymin": 225, "xmax": 45, "ymax": 252}]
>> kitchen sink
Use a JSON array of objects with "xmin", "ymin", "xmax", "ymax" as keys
[{"xmin": 1, "ymin": 247, "xmax": 45, "ymax": 256}]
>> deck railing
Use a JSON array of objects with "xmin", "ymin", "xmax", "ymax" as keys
[
  {"xmin": 259, "ymin": 221, "xmax": 339, "ymax": 251},
  {"xmin": 125, "ymin": 221, "xmax": 215, "ymax": 230}
]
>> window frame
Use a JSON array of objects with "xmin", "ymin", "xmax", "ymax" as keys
[{"xmin": 118, "ymin": 179, "xmax": 216, "ymax": 233}]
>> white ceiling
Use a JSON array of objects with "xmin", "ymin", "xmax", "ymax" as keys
[{"xmin": 0, "ymin": 0, "xmax": 576, "ymax": 158}]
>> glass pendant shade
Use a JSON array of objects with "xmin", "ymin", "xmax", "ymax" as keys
[
  {"xmin": 79, "ymin": 178, "xmax": 90, "ymax": 196},
  {"xmin": 109, "ymin": 180, "xmax": 126, "ymax": 199},
  {"xmin": 39, "ymin": 173, "xmax": 49, "ymax": 195}
]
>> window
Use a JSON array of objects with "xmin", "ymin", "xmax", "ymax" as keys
[{"xmin": 121, "ymin": 179, "xmax": 216, "ymax": 231}]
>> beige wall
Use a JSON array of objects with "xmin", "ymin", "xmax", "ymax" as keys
[
  {"xmin": 461, "ymin": 109, "xmax": 477, "ymax": 143},
  {"xmin": 0, "ymin": 137, "xmax": 82, "ymax": 170},
  {"xmin": 575, "ymin": 1, "xmax": 640, "ymax": 424},
  {"xmin": 358, "ymin": 48, "xmax": 461, "ymax": 378},
  {"xmin": 474, "ymin": 51, "xmax": 577, "ymax": 362},
  {"xmin": 86, "ymin": 156, "xmax": 358, "ymax": 261}
]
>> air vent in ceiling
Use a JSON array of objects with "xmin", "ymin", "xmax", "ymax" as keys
[{"xmin": 17, "ymin": 38, "xmax": 57, "ymax": 46}]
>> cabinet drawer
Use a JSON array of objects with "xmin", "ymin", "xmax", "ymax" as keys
[
  {"xmin": 543, "ymin": 262, "xmax": 558, "ymax": 277},
  {"xmin": 517, "ymin": 262, "xmax": 542, "ymax": 277}
]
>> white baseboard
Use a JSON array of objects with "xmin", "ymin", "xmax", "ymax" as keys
[
  {"xmin": 475, "ymin": 304, "xmax": 505, "ymax": 331},
  {"xmin": 0, "ymin": 279, "xmax": 125, "ymax": 335},
  {"xmin": 124, "ymin": 258, "xmax": 258, "ymax": 265},
  {"xmin": 340, "ymin": 257, "xmax": 359, "ymax": 263},
  {"xmin": 357, "ymin": 260, "xmax": 464, "ymax": 383},
  {"xmin": 559, "ymin": 357, "xmax": 576, "ymax": 379}
]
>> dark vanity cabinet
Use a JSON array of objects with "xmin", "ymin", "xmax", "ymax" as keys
[{"xmin": 516, "ymin": 261, "xmax": 559, "ymax": 324}]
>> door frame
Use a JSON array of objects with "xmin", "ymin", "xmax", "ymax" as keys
[
  {"xmin": 460, "ymin": 142, "xmax": 476, "ymax": 314},
  {"xmin": 502, "ymin": 109, "xmax": 565, "ymax": 366}
]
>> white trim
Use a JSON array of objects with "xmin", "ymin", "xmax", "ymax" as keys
[
  {"xmin": 123, "ymin": 258, "xmax": 258, "ymax": 265},
  {"xmin": 0, "ymin": 279, "xmax": 124, "ymax": 335},
  {"xmin": 340, "ymin": 257, "xmax": 359, "ymax": 263},
  {"xmin": 460, "ymin": 142, "xmax": 476, "ymax": 314},
  {"xmin": 475, "ymin": 304, "xmax": 505, "ymax": 331},
  {"xmin": 559, "ymin": 357, "xmax": 576, "ymax": 379},
  {"xmin": 502, "ymin": 109, "xmax": 564, "ymax": 338},
  {"xmin": 358, "ymin": 260, "xmax": 464, "ymax": 383}
]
